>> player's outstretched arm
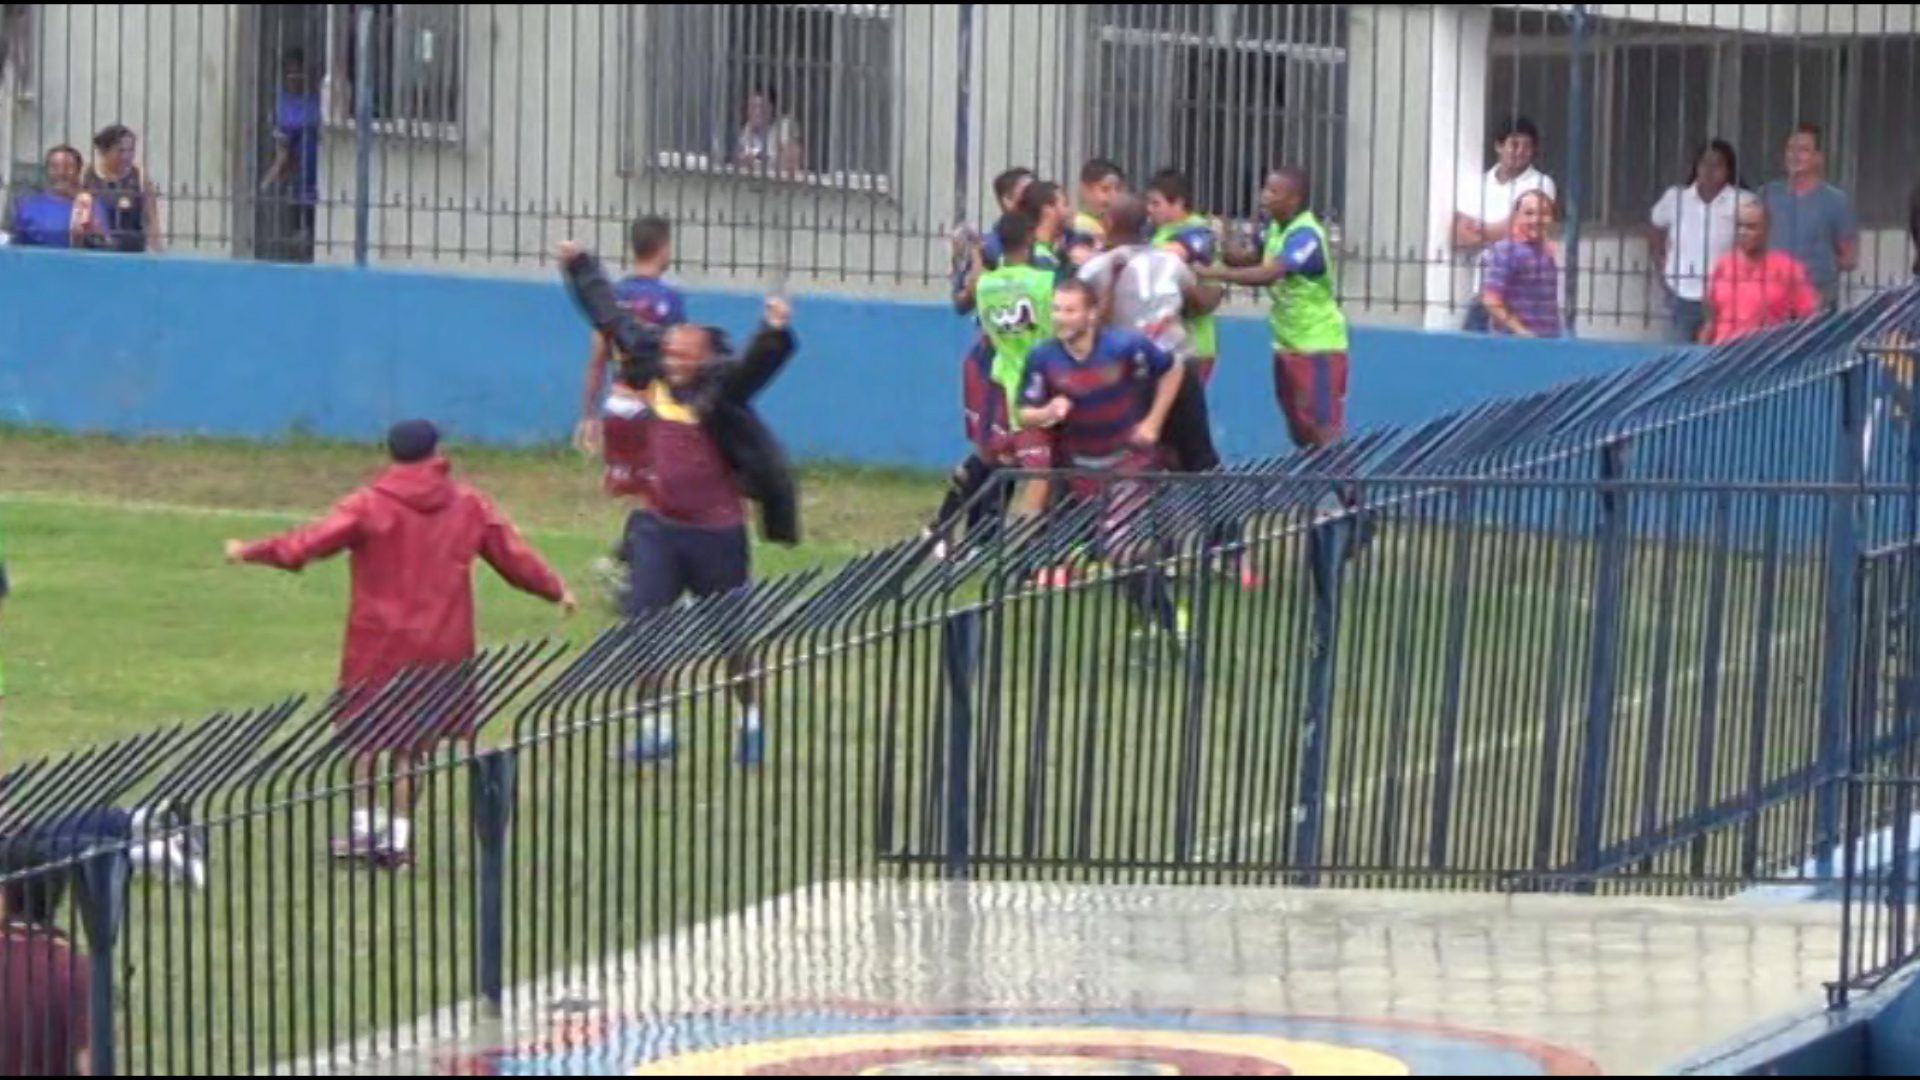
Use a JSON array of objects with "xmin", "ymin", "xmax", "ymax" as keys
[
  {"xmin": 557, "ymin": 242, "xmax": 666, "ymax": 387},
  {"xmin": 225, "ymin": 498, "xmax": 366, "ymax": 571},
  {"xmin": 476, "ymin": 498, "xmax": 576, "ymax": 614},
  {"xmin": 721, "ymin": 297, "xmax": 797, "ymax": 403}
]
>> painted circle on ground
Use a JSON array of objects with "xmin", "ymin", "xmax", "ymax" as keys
[
  {"xmin": 451, "ymin": 1005, "xmax": 1599, "ymax": 1077},
  {"xmin": 631, "ymin": 1030, "xmax": 1365, "ymax": 1076}
]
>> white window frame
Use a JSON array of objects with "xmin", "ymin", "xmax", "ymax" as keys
[
  {"xmin": 639, "ymin": 2, "xmax": 896, "ymax": 197},
  {"xmin": 321, "ymin": 3, "xmax": 463, "ymax": 144}
]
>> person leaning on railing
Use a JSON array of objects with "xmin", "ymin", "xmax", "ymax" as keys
[{"xmin": 0, "ymin": 145, "xmax": 85, "ymax": 249}]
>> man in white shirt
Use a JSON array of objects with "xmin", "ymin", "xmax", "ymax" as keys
[
  {"xmin": 1454, "ymin": 116, "xmax": 1558, "ymax": 332},
  {"xmin": 1648, "ymin": 140, "xmax": 1741, "ymax": 344}
]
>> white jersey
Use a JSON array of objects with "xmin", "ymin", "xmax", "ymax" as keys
[{"xmin": 1078, "ymin": 244, "xmax": 1196, "ymax": 359}]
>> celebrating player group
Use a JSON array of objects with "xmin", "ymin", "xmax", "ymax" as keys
[{"xmin": 547, "ymin": 155, "xmax": 1354, "ymax": 754}]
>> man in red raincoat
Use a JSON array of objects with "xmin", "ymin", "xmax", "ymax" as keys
[{"xmin": 226, "ymin": 420, "xmax": 575, "ymax": 865}]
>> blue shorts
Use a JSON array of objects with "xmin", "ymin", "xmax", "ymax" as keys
[{"xmin": 621, "ymin": 511, "xmax": 751, "ymax": 618}]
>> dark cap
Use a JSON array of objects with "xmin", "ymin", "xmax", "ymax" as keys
[{"xmin": 387, "ymin": 419, "xmax": 441, "ymax": 463}]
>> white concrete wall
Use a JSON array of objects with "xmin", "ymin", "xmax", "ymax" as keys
[
  {"xmin": 4, "ymin": 3, "xmax": 1912, "ymax": 336},
  {"xmin": 307, "ymin": 3, "xmax": 1021, "ymax": 298}
]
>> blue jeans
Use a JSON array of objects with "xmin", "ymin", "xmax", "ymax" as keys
[
  {"xmin": 1669, "ymin": 296, "xmax": 1706, "ymax": 345},
  {"xmin": 1463, "ymin": 299, "xmax": 1492, "ymax": 334}
]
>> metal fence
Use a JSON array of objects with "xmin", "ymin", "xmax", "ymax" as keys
[
  {"xmin": 1, "ymin": 4, "xmax": 1916, "ymax": 336},
  {"xmin": 2, "ymin": 284, "xmax": 1919, "ymax": 1073}
]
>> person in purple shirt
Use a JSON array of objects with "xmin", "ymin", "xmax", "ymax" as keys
[
  {"xmin": 1018, "ymin": 279, "xmax": 1190, "ymax": 646},
  {"xmin": 1481, "ymin": 189, "xmax": 1564, "ymax": 338},
  {"xmin": 1, "ymin": 146, "xmax": 83, "ymax": 249},
  {"xmin": 261, "ymin": 49, "xmax": 322, "ymax": 262}
]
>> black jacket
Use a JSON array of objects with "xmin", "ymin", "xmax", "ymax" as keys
[{"xmin": 563, "ymin": 253, "xmax": 801, "ymax": 545}]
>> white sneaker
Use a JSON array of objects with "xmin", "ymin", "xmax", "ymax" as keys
[{"xmin": 131, "ymin": 838, "xmax": 206, "ymax": 891}]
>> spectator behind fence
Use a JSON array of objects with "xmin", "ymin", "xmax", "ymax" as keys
[
  {"xmin": 1455, "ymin": 116, "xmax": 1558, "ymax": 332},
  {"xmin": 260, "ymin": 48, "xmax": 322, "ymax": 263},
  {"xmin": 75, "ymin": 123, "xmax": 159, "ymax": 254},
  {"xmin": 1480, "ymin": 190, "xmax": 1563, "ymax": 339},
  {"xmin": 734, "ymin": 88, "xmax": 803, "ymax": 174},
  {"xmin": 225, "ymin": 422, "xmax": 575, "ymax": 868},
  {"xmin": 1909, "ymin": 180, "xmax": 1919, "ymax": 278},
  {"xmin": 1702, "ymin": 197, "xmax": 1820, "ymax": 346},
  {"xmin": 0, "ymin": 851, "xmax": 90, "ymax": 1077},
  {"xmin": 1760, "ymin": 123, "xmax": 1856, "ymax": 311},
  {"xmin": 1, "ymin": 145, "xmax": 84, "ymax": 249},
  {"xmin": 1650, "ymin": 140, "xmax": 1743, "ymax": 345}
]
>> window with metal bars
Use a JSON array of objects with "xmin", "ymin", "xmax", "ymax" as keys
[
  {"xmin": 1085, "ymin": 3, "xmax": 1349, "ymax": 223},
  {"xmin": 643, "ymin": 3, "xmax": 895, "ymax": 192},
  {"xmin": 325, "ymin": 3, "xmax": 461, "ymax": 138}
]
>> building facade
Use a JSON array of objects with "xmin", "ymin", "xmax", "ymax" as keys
[{"xmin": 1, "ymin": 3, "xmax": 1915, "ymax": 340}]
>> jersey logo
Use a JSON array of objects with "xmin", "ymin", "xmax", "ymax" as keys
[{"xmin": 986, "ymin": 298, "xmax": 1040, "ymax": 335}]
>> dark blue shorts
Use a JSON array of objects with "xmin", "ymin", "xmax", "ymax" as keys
[{"xmin": 622, "ymin": 510, "xmax": 751, "ymax": 618}]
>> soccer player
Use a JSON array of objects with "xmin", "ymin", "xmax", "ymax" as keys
[
  {"xmin": 1016, "ymin": 181, "xmax": 1075, "ymax": 274},
  {"xmin": 560, "ymin": 241, "xmax": 800, "ymax": 768},
  {"xmin": 1203, "ymin": 167, "xmax": 1351, "ymax": 449},
  {"xmin": 953, "ymin": 167, "xmax": 1038, "ymax": 313},
  {"xmin": 227, "ymin": 421, "xmax": 576, "ymax": 865},
  {"xmin": 1075, "ymin": 158, "xmax": 1127, "ymax": 254},
  {"xmin": 1146, "ymin": 169, "xmax": 1224, "ymax": 385},
  {"xmin": 1016, "ymin": 279, "xmax": 1188, "ymax": 645},
  {"xmin": 930, "ymin": 212, "xmax": 1058, "ymax": 556},
  {"xmin": 577, "ymin": 216, "xmax": 689, "ymax": 454}
]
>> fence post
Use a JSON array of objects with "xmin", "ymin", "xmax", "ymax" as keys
[
  {"xmin": 76, "ymin": 850, "xmax": 131, "ymax": 1079},
  {"xmin": 1817, "ymin": 363, "xmax": 1870, "ymax": 872},
  {"xmin": 940, "ymin": 610, "xmax": 980, "ymax": 879},
  {"xmin": 1292, "ymin": 504, "xmax": 1350, "ymax": 879},
  {"xmin": 470, "ymin": 749, "xmax": 519, "ymax": 1014},
  {"xmin": 952, "ymin": 4, "xmax": 974, "ymax": 233},
  {"xmin": 1574, "ymin": 440, "xmax": 1630, "ymax": 881},
  {"xmin": 1562, "ymin": 3, "xmax": 1593, "ymax": 337},
  {"xmin": 352, "ymin": 3, "xmax": 375, "ymax": 267}
]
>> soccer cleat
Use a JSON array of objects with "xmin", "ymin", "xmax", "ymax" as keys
[
  {"xmin": 329, "ymin": 836, "xmax": 413, "ymax": 871},
  {"xmin": 737, "ymin": 725, "xmax": 766, "ymax": 769},
  {"xmin": 131, "ymin": 838, "xmax": 207, "ymax": 891},
  {"xmin": 625, "ymin": 718, "xmax": 679, "ymax": 765},
  {"xmin": 592, "ymin": 556, "xmax": 631, "ymax": 614}
]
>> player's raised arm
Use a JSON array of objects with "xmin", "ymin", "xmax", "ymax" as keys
[
  {"xmin": 720, "ymin": 297, "xmax": 798, "ymax": 403},
  {"xmin": 558, "ymin": 241, "xmax": 665, "ymax": 388}
]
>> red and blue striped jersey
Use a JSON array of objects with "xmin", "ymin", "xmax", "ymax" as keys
[{"xmin": 1019, "ymin": 329, "xmax": 1174, "ymax": 466}]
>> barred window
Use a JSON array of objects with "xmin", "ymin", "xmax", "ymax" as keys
[
  {"xmin": 645, "ymin": 4, "xmax": 895, "ymax": 192},
  {"xmin": 1489, "ymin": 22, "xmax": 1720, "ymax": 228},
  {"xmin": 1087, "ymin": 4, "xmax": 1349, "ymax": 223},
  {"xmin": 1487, "ymin": 16, "xmax": 1920, "ymax": 229},
  {"xmin": 325, "ymin": 3, "xmax": 462, "ymax": 138},
  {"xmin": 1, "ymin": 4, "xmax": 33, "ymax": 95}
]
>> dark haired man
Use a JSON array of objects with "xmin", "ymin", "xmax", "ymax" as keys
[
  {"xmin": 560, "ymin": 239, "xmax": 800, "ymax": 768},
  {"xmin": 227, "ymin": 421, "xmax": 575, "ymax": 864},
  {"xmin": 1761, "ymin": 123, "xmax": 1859, "ymax": 311},
  {"xmin": 1454, "ymin": 116, "xmax": 1556, "ymax": 332}
]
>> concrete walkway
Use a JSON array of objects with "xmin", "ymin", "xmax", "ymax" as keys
[{"xmin": 305, "ymin": 881, "xmax": 1845, "ymax": 1076}]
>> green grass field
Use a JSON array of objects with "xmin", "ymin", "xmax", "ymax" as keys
[
  {"xmin": 0, "ymin": 428, "xmax": 1860, "ymax": 1073},
  {"xmin": 0, "ymin": 427, "xmax": 937, "ymax": 760}
]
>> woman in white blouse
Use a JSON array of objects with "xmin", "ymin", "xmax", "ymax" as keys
[{"xmin": 1649, "ymin": 140, "xmax": 1743, "ymax": 344}]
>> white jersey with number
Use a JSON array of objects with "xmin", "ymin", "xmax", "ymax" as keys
[{"xmin": 1078, "ymin": 245, "xmax": 1195, "ymax": 359}]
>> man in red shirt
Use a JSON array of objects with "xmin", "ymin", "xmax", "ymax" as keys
[
  {"xmin": 225, "ymin": 421, "xmax": 575, "ymax": 865},
  {"xmin": 1702, "ymin": 198, "xmax": 1821, "ymax": 345},
  {"xmin": 0, "ymin": 855, "xmax": 90, "ymax": 1077}
]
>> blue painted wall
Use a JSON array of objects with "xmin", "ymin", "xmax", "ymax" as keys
[{"xmin": 0, "ymin": 248, "xmax": 1669, "ymax": 466}]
